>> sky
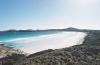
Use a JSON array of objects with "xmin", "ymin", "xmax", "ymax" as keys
[{"xmin": 0, "ymin": 0, "xmax": 100, "ymax": 30}]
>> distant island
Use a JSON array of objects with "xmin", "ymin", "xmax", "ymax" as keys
[
  {"xmin": 1, "ymin": 27, "xmax": 81, "ymax": 32},
  {"xmin": 0, "ymin": 28, "xmax": 100, "ymax": 65},
  {"xmin": 0, "ymin": 27, "xmax": 98, "ymax": 32}
]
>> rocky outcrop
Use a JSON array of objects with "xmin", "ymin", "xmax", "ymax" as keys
[{"xmin": 0, "ymin": 44, "xmax": 26, "ymax": 58}]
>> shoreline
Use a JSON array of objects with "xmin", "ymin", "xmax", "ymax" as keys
[{"xmin": 0, "ymin": 32, "xmax": 87, "ymax": 55}]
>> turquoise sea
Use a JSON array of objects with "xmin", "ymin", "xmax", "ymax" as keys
[{"xmin": 0, "ymin": 31, "xmax": 59, "ymax": 41}]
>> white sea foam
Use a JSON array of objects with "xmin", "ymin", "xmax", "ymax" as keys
[{"xmin": 3, "ymin": 32, "xmax": 87, "ymax": 54}]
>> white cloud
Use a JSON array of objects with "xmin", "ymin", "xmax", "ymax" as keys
[
  {"xmin": 76, "ymin": 0, "xmax": 96, "ymax": 8},
  {"xmin": 60, "ymin": 0, "xmax": 96, "ymax": 8}
]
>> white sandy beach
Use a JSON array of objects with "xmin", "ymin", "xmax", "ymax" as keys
[{"xmin": 3, "ymin": 32, "xmax": 87, "ymax": 54}]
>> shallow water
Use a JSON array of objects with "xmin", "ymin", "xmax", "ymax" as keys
[{"xmin": 0, "ymin": 31, "xmax": 87, "ymax": 54}]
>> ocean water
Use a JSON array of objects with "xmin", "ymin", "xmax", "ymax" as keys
[{"xmin": 0, "ymin": 31, "xmax": 87, "ymax": 54}]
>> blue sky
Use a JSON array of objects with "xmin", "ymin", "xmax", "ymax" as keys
[{"xmin": 0, "ymin": 0, "xmax": 100, "ymax": 30}]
